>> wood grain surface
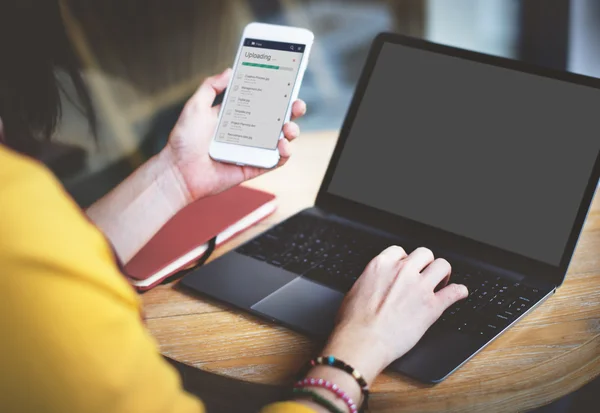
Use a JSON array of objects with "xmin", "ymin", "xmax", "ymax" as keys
[{"xmin": 142, "ymin": 131, "xmax": 600, "ymax": 412}]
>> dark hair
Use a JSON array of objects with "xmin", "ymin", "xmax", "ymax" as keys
[{"xmin": 0, "ymin": 1, "xmax": 96, "ymax": 155}]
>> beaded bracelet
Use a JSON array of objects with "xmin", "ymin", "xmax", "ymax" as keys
[
  {"xmin": 301, "ymin": 356, "xmax": 370, "ymax": 398},
  {"xmin": 296, "ymin": 377, "xmax": 358, "ymax": 413},
  {"xmin": 292, "ymin": 388, "xmax": 345, "ymax": 413}
]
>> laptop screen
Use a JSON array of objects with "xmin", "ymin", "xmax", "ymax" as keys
[{"xmin": 327, "ymin": 42, "xmax": 600, "ymax": 266}]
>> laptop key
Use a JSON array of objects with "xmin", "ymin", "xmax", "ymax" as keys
[
  {"xmin": 284, "ymin": 259, "xmax": 317, "ymax": 275},
  {"xmin": 481, "ymin": 294, "xmax": 511, "ymax": 315},
  {"xmin": 456, "ymin": 320, "xmax": 477, "ymax": 333},
  {"xmin": 502, "ymin": 309, "xmax": 516, "ymax": 320},
  {"xmin": 303, "ymin": 268, "xmax": 335, "ymax": 288},
  {"xmin": 494, "ymin": 313, "xmax": 511, "ymax": 328},
  {"xmin": 508, "ymin": 297, "xmax": 532, "ymax": 314},
  {"xmin": 516, "ymin": 285, "xmax": 544, "ymax": 302},
  {"xmin": 238, "ymin": 240, "xmax": 263, "ymax": 256},
  {"xmin": 269, "ymin": 259, "xmax": 284, "ymax": 267},
  {"xmin": 479, "ymin": 322, "xmax": 500, "ymax": 338}
]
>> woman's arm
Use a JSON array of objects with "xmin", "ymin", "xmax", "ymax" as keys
[
  {"xmin": 85, "ymin": 149, "xmax": 190, "ymax": 263},
  {"xmin": 87, "ymin": 69, "xmax": 305, "ymax": 263},
  {"xmin": 0, "ymin": 151, "xmax": 204, "ymax": 413}
]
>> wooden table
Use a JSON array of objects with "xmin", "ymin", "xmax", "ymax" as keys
[{"xmin": 143, "ymin": 131, "xmax": 600, "ymax": 412}]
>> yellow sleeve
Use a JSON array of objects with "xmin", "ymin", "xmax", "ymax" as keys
[
  {"xmin": 261, "ymin": 402, "xmax": 318, "ymax": 413},
  {"xmin": 0, "ymin": 148, "xmax": 203, "ymax": 413}
]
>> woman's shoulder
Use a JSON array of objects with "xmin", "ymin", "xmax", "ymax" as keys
[
  {"xmin": 0, "ymin": 144, "xmax": 72, "ymax": 210},
  {"xmin": 0, "ymin": 143, "xmax": 81, "ymax": 236},
  {"xmin": 0, "ymin": 144, "xmax": 54, "ymax": 184},
  {"xmin": 0, "ymin": 144, "xmax": 139, "ymax": 308}
]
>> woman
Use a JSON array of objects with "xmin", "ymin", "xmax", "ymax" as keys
[{"xmin": 0, "ymin": 2, "xmax": 468, "ymax": 412}]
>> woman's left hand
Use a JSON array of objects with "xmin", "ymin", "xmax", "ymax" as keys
[{"xmin": 163, "ymin": 68, "xmax": 307, "ymax": 203}]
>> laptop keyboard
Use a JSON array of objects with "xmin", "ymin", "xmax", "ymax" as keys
[
  {"xmin": 237, "ymin": 214, "xmax": 395, "ymax": 292},
  {"xmin": 236, "ymin": 214, "xmax": 548, "ymax": 339},
  {"xmin": 431, "ymin": 271, "xmax": 546, "ymax": 339}
]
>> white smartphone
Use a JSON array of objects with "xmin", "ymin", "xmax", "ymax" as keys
[{"xmin": 209, "ymin": 23, "xmax": 314, "ymax": 169}]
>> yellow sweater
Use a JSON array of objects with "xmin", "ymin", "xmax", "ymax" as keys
[{"xmin": 0, "ymin": 145, "xmax": 312, "ymax": 413}]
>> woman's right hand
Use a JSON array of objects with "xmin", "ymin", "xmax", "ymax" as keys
[
  {"xmin": 294, "ymin": 246, "xmax": 469, "ymax": 413},
  {"xmin": 323, "ymin": 245, "xmax": 468, "ymax": 385}
]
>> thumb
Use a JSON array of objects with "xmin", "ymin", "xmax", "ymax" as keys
[{"xmin": 192, "ymin": 68, "xmax": 232, "ymax": 109}]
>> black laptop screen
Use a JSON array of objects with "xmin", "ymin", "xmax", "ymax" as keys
[{"xmin": 327, "ymin": 42, "xmax": 600, "ymax": 266}]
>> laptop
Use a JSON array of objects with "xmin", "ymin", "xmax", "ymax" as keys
[{"xmin": 182, "ymin": 33, "xmax": 600, "ymax": 383}]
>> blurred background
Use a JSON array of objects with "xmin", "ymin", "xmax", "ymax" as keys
[{"xmin": 52, "ymin": 0, "xmax": 600, "ymax": 206}]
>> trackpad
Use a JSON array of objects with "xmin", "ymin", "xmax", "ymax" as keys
[{"xmin": 252, "ymin": 278, "xmax": 344, "ymax": 338}]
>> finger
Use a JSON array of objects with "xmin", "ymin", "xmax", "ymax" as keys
[
  {"xmin": 291, "ymin": 99, "xmax": 307, "ymax": 120},
  {"xmin": 282, "ymin": 122, "xmax": 300, "ymax": 142},
  {"xmin": 378, "ymin": 245, "xmax": 407, "ymax": 261},
  {"xmin": 435, "ymin": 283, "xmax": 469, "ymax": 311},
  {"xmin": 240, "ymin": 164, "xmax": 267, "ymax": 181},
  {"xmin": 404, "ymin": 247, "xmax": 435, "ymax": 272},
  {"xmin": 278, "ymin": 138, "xmax": 292, "ymax": 160},
  {"xmin": 434, "ymin": 273, "xmax": 451, "ymax": 292},
  {"xmin": 362, "ymin": 245, "xmax": 407, "ymax": 284},
  {"xmin": 275, "ymin": 156, "xmax": 289, "ymax": 169},
  {"xmin": 191, "ymin": 68, "xmax": 232, "ymax": 110},
  {"xmin": 420, "ymin": 258, "xmax": 452, "ymax": 290}
]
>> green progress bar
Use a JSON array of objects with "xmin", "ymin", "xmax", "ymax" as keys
[{"xmin": 242, "ymin": 62, "xmax": 280, "ymax": 70}]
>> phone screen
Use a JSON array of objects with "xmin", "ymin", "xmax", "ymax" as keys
[{"xmin": 215, "ymin": 38, "xmax": 306, "ymax": 150}]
